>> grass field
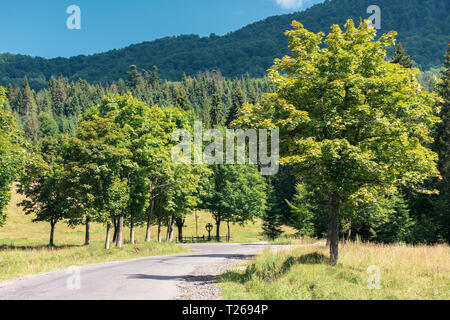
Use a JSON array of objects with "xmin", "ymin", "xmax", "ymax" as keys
[
  {"xmin": 0, "ymin": 187, "xmax": 296, "ymax": 282},
  {"xmin": 219, "ymin": 242, "xmax": 450, "ymax": 300}
]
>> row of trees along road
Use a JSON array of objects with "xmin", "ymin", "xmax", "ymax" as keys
[{"xmin": 11, "ymin": 93, "xmax": 268, "ymax": 247}]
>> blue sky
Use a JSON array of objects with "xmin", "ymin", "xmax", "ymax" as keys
[{"xmin": 0, "ymin": 0, "xmax": 324, "ymax": 58}]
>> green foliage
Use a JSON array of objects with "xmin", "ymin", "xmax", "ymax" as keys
[
  {"xmin": 200, "ymin": 164, "xmax": 267, "ymax": 237},
  {"xmin": 435, "ymin": 43, "xmax": 450, "ymax": 241},
  {"xmin": 352, "ymin": 195, "xmax": 415, "ymax": 243},
  {"xmin": 392, "ymin": 43, "xmax": 414, "ymax": 68},
  {"xmin": 261, "ymin": 182, "xmax": 284, "ymax": 240},
  {"xmin": 418, "ymin": 67, "xmax": 444, "ymax": 92},
  {"xmin": 18, "ymin": 135, "xmax": 71, "ymax": 245},
  {"xmin": 0, "ymin": 87, "xmax": 27, "ymax": 227},
  {"xmin": 236, "ymin": 19, "xmax": 440, "ymax": 205},
  {"xmin": 286, "ymin": 184, "xmax": 318, "ymax": 238},
  {"xmin": 38, "ymin": 112, "xmax": 58, "ymax": 137},
  {"xmin": 235, "ymin": 20, "xmax": 441, "ymax": 262},
  {"xmin": 5, "ymin": 71, "xmax": 269, "ymax": 143}
]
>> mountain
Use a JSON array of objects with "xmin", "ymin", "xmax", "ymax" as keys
[{"xmin": 0, "ymin": 0, "xmax": 448, "ymax": 89}]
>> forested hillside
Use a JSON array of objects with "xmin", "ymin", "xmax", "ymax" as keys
[
  {"xmin": 0, "ymin": 0, "xmax": 448, "ymax": 89},
  {"xmin": 3, "ymin": 68, "xmax": 270, "ymax": 141}
]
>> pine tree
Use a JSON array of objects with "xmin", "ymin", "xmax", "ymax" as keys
[
  {"xmin": 175, "ymin": 85, "xmax": 190, "ymax": 111},
  {"xmin": 149, "ymin": 65, "xmax": 160, "ymax": 88},
  {"xmin": 262, "ymin": 183, "xmax": 283, "ymax": 240},
  {"xmin": 392, "ymin": 43, "xmax": 414, "ymax": 68},
  {"xmin": 126, "ymin": 65, "xmax": 143, "ymax": 90},
  {"xmin": 226, "ymin": 86, "xmax": 245, "ymax": 126},
  {"xmin": 201, "ymin": 97, "xmax": 212, "ymax": 128},
  {"xmin": 210, "ymin": 93, "xmax": 224, "ymax": 126},
  {"xmin": 21, "ymin": 77, "xmax": 40, "ymax": 142}
]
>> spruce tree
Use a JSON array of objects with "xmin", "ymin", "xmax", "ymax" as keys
[
  {"xmin": 226, "ymin": 86, "xmax": 245, "ymax": 126},
  {"xmin": 262, "ymin": 183, "xmax": 283, "ymax": 240},
  {"xmin": 21, "ymin": 77, "xmax": 40, "ymax": 142},
  {"xmin": 210, "ymin": 93, "xmax": 224, "ymax": 126},
  {"xmin": 392, "ymin": 43, "xmax": 414, "ymax": 68},
  {"xmin": 175, "ymin": 85, "xmax": 190, "ymax": 111}
]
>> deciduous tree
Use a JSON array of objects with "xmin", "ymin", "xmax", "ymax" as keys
[{"xmin": 234, "ymin": 20, "xmax": 440, "ymax": 264}]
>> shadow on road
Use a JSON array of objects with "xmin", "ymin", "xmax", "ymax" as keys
[
  {"xmin": 127, "ymin": 274, "xmax": 216, "ymax": 282},
  {"xmin": 177, "ymin": 253, "xmax": 254, "ymax": 259}
]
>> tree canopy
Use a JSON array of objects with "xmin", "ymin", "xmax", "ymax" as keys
[
  {"xmin": 0, "ymin": 87, "xmax": 27, "ymax": 226},
  {"xmin": 234, "ymin": 20, "xmax": 441, "ymax": 264}
]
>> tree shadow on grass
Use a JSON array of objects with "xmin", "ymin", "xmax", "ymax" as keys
[
  {"xmin": 0, "ymin": 244, "xmax": 83, "ymax": 251},
  {"xmin": 220, "ymin": 252, "xmax": 328, "ymax": 284}
]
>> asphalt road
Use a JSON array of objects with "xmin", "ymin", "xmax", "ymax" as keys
[{"xmin": 0, "ymin": 242, "xmax": 271, "ymax": 300}]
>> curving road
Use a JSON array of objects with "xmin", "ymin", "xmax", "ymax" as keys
[{"xmin": 0, "ymin": 242, "xmax": 272, "ymax": 300}]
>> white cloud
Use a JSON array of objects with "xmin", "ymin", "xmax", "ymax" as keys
[{"xmin": 275, "ymin": 0, "xmax": 308, "ymax": 10}]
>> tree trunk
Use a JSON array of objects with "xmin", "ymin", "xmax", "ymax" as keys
[
  {"xmin": 130, "ymin": 215, "xmax": 135, "ymax": 244},
  {"xmin": 216, "ymin": 219, "xmax": 221, "ymax": 242},
  {"xmin": 84, "ymin": 215, "xmax": 90, "ymax": 246},
  {"xmin": 166, "ymin": 215, "xmax": 175, "ymax": 242},
  {"xmin": 326, "ymin": 195, "xmax": 332, "ymax": 247},
  {"xmin": 165, "ymin": 219, "xmax": 171, "ymax": 242},
  {"xmin": 227, "ymin": 220, "xmax": 230, "ymax": 242},
  {"xmin": 145, "ymin": 199, "xmax": 154, "ymax": 242},
  {"xmin": 169, "ymin": 219, "xmax": 175, "ymax": 242},
  {"xmin": 176, "ymin": 218, "xmax": 185, "ymax": 243},
  {"xmin": 328, "ymin": 192, "xmax": 340, "ymax": 266},
  {"xmin": 49, "ymin": 222, "xmax": 55, "ymax": 247},
  {"xmin": 116, "ymin": 213, "xmax": 124, "ymax": 248},
  {"xmin": 105, "ymin": 223, "xmax": 111, "ymax": 250},
  {"xmin": 347, "ymin": 220, "xmax": 352, "ymax": 241},
  {"xmin": 177, "ymin": 223, "xmax": 183, "ymax": 243},
  {"xmin": 112, "ymin": 218, "xmax": 118, "ymax": 243},
  {"xmin": 157, "ymin": 219, "xmax": 162, "ymax": 243},
  {"xmin": 195, "ymin": 210, "xmax": 198, "ymax": 237}
]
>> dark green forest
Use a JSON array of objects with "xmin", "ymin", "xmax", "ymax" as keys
[{"xmin": 0, "ymin": 0, "xmax": 448, "ymax": 90}]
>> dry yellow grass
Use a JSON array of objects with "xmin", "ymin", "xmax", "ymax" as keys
[{"xmin": 219, "ymin": 242, "xmax": 450, "ymax": 300}]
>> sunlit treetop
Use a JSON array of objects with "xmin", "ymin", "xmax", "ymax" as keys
[{"xmin": 234, "ymin": 19, "xmax": 441, "ymax": 205}]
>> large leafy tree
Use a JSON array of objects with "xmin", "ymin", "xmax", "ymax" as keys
[
  {"xmin": 18, "ymin": 135, "xmax": 71, "ymax": 246},
  {"xmin": 201, "ymin": 164, "xmax": 267, "ymax": 240},
  {"xmin": 172, "ymin": 164, "xmax": 209, "ymax": 242},
  {"xmin": 234, "ymin": 20, "xmax": 440, "ymax": 265},
  {"xmin": 65, "ymin": 94, "xmax": 193, "ymax": 247},
  {"xmin": 66, "ymin": 105, "xmax": 131, "ymax": 249},
  {"xmin": 0, "ymin": 87, "xmax": 27, "ymax": 226}
]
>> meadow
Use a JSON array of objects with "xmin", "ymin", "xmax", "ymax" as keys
[{"xmin": 219, "ymin": 242, "xmax": 450, "ymax": 300}]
